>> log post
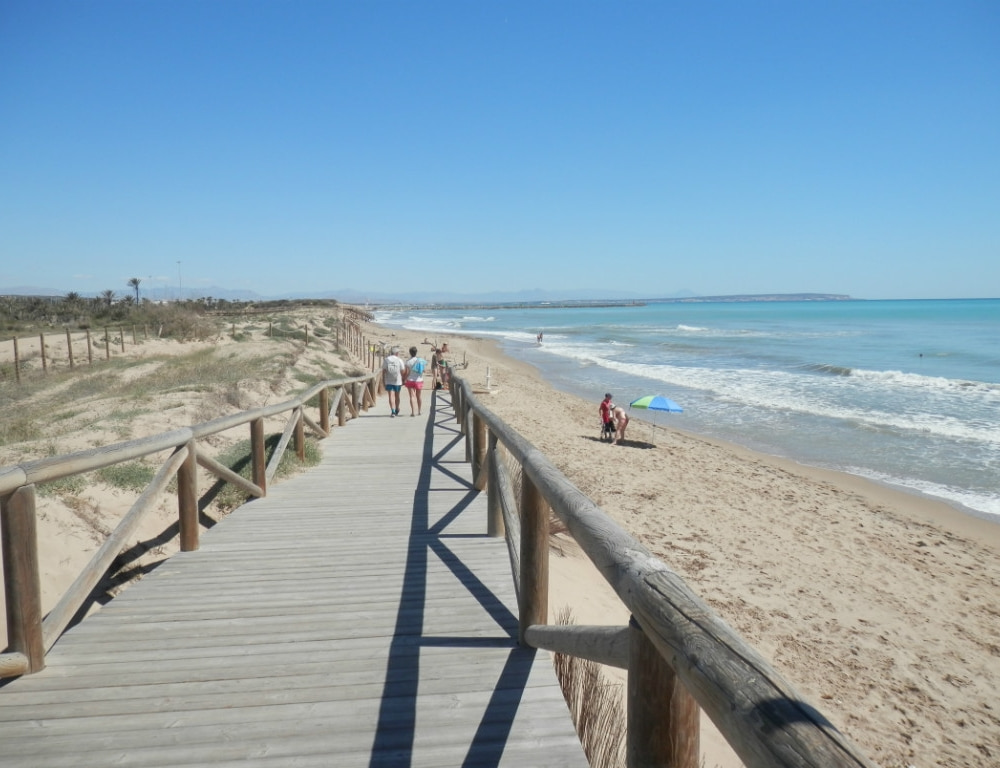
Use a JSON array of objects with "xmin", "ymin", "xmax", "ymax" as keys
[
  {"xmin": 86, "ymin": 329, "xmax": 93, "ymax": 364},
  {"xmin": 39, "ymin": 333, "xmax": 47, "ymax": 372},
  {"xmin": 66, "ymin": 328, "xmax": 74, "ymax": 369},
  {"xmin": 13, "ymin": 336, "xmax": 20, "ymax": 384},
  {"xmin": 627, "ymin": 616, "xmax": 700, "ymax": 768},
  {"xmin": 104, "ymin": 327, "xmax": 110, "ymax": 360},
  {"xmin": 295, "ymin": 409, "xmax": 306, "ymax": 461},
  {"xmin": 319, "ymin": 387, "xmax": 330, "ymax": 434},
  {"xmin": 177, "ymin": 441, "xmax": 199, "ymax": 552},
  {"xmin": 304, "ymin": 325, "xmax": 309, "ymax": 346},
  {"xmin": 250, "ymin": 417, "xmax": 267, "ymax": 496},
  {"xmin": 1, "ymin": 485, "xmax": 46, "ymax": 673},
  {"xmin": 519, "ymin": 472, "xmax": 548, "ymax": 645},
  {"xmin": 465, "ymin": 405, "xmax": 474, "ymax": 463},
  {"xmin": 338, "ymin": 386, "xmax": 347, "ymax": 427},
  {"xmin": 473, "ymin": 412, "xmax": 487, "ymax": 490},
  {"xmin": 486, "ymin": 432, "xmax": 504, "ymax": 538},
  {"xmin": 119, "ymin": 326, "xmax": 125, "ymax": 353},
  {"xmin": 131, "ymin": 325, "xmax": 137, "ymax": 345}
]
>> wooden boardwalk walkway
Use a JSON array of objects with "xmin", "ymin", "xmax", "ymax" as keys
[{"xmin": 0, "ymin": 392, "xmax": 588, "ymax": 767}]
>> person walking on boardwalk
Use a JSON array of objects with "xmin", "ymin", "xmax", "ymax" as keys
[
  {"xmin": 382, "ymin": 346, "xmax": 405, "ymax": 417},
  {"xmin": 404, "ymin": 346, "xmax": 428, "ymax": 416}
]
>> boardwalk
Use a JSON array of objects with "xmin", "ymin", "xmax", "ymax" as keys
[{"xmin": 0, "ymin": 392, "xmax": 588, "ymax": 767}]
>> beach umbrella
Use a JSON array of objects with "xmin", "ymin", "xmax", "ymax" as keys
[{"xmin": 629, "ymin": 395, "xmax": 683, "ymax": 443}]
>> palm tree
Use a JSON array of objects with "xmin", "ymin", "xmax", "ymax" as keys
[
  {"xmin": 101, "ymin": 290, "xmax": 115, "ymax": 307},
  {"xmin": 127, "ymin": 277, "xmax": 141, "ymax": 304}
]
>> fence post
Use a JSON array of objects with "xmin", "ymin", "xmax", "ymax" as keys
[
  {"xmin": 86, "ymin": 329, "xmax": 93, "ymax": 364},
  {"xmin": 39, "ymin": 333, "xmax": 46, "ymax": 372},
  {"xmin": 473, "ymin": 413, "xmax": 487, "ymax": 490},
  {"xmin": 13, "ymin": 336, "xmax": 20, "ymax": 384},
  {"xmin": 295, "ymin": 409, "xmax": 306, "ymax": 461},
  {"xmin": 118, "ymin": 326, "xmax": 125, "ymax": 353},
  {"xmin": 131, "ymin": 325, "xmax": 137, "ymax": 345},
  {"xmin": 320, "ymin": 387, "xmax": 330, "ymax": 434},
  {"xmin": 1, "ymin": 485, "xmax": 46, "ymax": 673},
  {"xmin": 66, "ymin": 328, "xmax": 74, "ymax": 369},
  {"xmin": 627, "ymin": 616, "xmax": 700, "ymax": 768},
  {"xmin": 338, "ymin": 386, "xmax": 347, "ymax": 427},
  {"xmin": 519, "ymin": 472, "xmax": 548, "ymax": 645},
  {"xmin": 177, "ymin": 441, "xmax": 199, "ymax": 552},
  {"xmin": 104, "ymin": 327, "xmax": 110, "ymax": 360},
  {"xmin": 250, "ymin": 418, "xmax": 267, "ymax": 496},
  {"xmin": 486, "ymin": 431, "xmax": 504, "ymax": 538}
]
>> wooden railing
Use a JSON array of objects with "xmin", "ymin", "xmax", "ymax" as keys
[
  {"xmin": 0, "ymin": 372, "xmax": 379, "ymax": 680},
  {"xmin": 448, "ymin": 374, "xmax": 876, "ymax": 768}
]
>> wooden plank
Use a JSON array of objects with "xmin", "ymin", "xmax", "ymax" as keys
[{"xmin": 0, "ymin": 396, "xmax": 587, "ymax": 768}]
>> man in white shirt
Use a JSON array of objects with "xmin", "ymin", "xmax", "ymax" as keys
[{"xmin": 382, "ymin": 346, "xmax": 405, "ymax": 417}]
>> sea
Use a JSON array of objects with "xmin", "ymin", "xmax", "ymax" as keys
[{"xmin": 374, "ymin": 299, "xmax": 1000, "ymax": 523}]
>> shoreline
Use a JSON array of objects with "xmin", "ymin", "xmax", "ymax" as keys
[{"xmin": 366, "ymin": 318, "xmax": 1000, "ymax": 768}]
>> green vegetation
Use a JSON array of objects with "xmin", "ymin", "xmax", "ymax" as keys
[
  {"xmin": 96, "ymin": 461, "xmax": 156, "ymax": 493},
  {"xmin": 211, "ymin": 434, "xmax": 321, "ymax": 512},
  {"xmin": 37, "ymin": 474, "xmax": 87, "ymax": 498}
]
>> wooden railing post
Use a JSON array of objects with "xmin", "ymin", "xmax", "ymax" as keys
[
  {"xmin": 177, "ymin": 441, "xmax": 199, "ymax": 552},
  {"xmin": 1, "ymin": 485, "xmax": 45, "ymax": 673},
  {"xmin": 66, "ymin": 328, "xmax": 74, "ymax": 369},
  {"xmin": 519, "ymin": 472, "xmax": 548, "ymax": 645},
  {"xmin": 486, "ymin": 431, "xmax": 504, "ymax": 538},
  {"xmin": 627, "ymin": 616, "xmax": 700, "ymax": 768},
  {"xmin": 319, "ymin": 387, "xmax": 330, "ymax": 434},
  {"xmin": 250, "ymin": 417, "xmax": 267, "ymax": 496},
  {"xmin": 338, "ymin": 386, "xmax": 347, "ymax": 426},
  {"xmin": 295, "ymin": 409, "xmax": 306, "ymax": 461},
  {"xmin": 473, "ymin": 413, "xmax": 487, "ymax": 490}
]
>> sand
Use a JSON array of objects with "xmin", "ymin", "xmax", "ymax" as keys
[
  {"xmin": 3, "ymin": 312, "xmax": 999, "ymax": 768},
  {"xmin": 367, "ymin": 320, "xmax": 1000, "ymax": 768}
]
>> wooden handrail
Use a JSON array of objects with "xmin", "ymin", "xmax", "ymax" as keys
[{"xmin": 453, "ymin": 376, "xmax": 875, "ymax": 768}]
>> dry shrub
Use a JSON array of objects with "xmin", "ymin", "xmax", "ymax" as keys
[{"xmin": 553, "ymin": 608, "xmax": 626, "ymax": 768}]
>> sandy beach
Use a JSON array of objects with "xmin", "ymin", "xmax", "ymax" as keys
[
  {"xmin": 366, "ymin": 320, "xmax": 1000, "ymax": 768},
  {"xmin": 3, "ymin": 311, "xmax": 999, "ymax": 767}
]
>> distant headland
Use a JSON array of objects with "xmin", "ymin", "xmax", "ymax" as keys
[{"xmin": 374, "ymin": 293, "xmax": 853, "ymax": 311}]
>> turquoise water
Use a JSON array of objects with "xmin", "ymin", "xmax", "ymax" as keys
[{"xmin": 376, "ymin": 299, "xmax": 1000, "ymax": 522}]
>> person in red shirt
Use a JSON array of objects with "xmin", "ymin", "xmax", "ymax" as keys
[{"xmin": 599, "ymin": 393, "xmax": 614, "ymax": 441}]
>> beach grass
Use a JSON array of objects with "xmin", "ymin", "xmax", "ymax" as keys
[
  {"xmin": 210, "ymin": 433, "xmax": 322, "ymax": 513},
  {"xmin": 553, "ymin": 608, "xmax": 626, "ymax": 768}
]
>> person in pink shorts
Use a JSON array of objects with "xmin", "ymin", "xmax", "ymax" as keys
[{"xmin": 404, "ymin": 346, "xmax": 428, "ymax": 416}]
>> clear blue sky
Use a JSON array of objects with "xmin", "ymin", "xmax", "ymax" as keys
[{"xmin": 2, "ymin": 1, "xmax": 997, "ymax": 300}]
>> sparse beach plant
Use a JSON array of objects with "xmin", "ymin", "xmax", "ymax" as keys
[
  {"xmin": 96, "ymin": 461, "xmax": 156, "ymax": 493},
  {"xmin": 553, "ymin": 608, "xmax": 627, "ymax": 768},
  {"xmin": 210, "ymin": 434, "xmax": 321, "ymax": 513}
]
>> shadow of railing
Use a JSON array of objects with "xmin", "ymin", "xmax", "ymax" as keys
[{"xmin": 369, "ymin": 391, "xmax": 530, "ymax": 768}]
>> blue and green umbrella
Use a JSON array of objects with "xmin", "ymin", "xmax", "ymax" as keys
[{"xmin": 629, "ymin": 395, "xmax": 683, "ymax": 443}]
